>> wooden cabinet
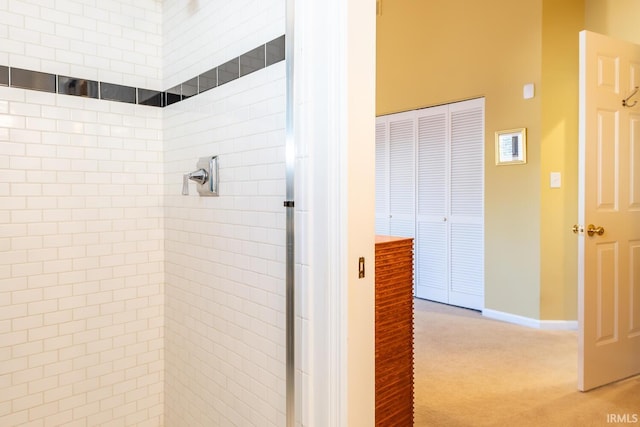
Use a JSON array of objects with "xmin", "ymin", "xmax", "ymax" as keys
[{"xmin": 375, "ymin": 235, "xmax": 414, "ymax": 426}]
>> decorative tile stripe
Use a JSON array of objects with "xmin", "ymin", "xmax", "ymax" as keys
[
  {"xmin": 0, "ymin": 65, "xmax": 7, "ymax": 86},
  {"xmin": 0, "ymin": 35, "xmax": 285, "ymax": 108},
  {"xmin": 59, "ymin": 75, "xmax": 99, "ymax": 98}
]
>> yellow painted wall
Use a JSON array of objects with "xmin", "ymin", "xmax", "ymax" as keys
[
  {"xmin": 377, "ymin": 0, "xmax": 640, "ymax": 321},
  {"xmin": 539, "ymin": 0, "xmax": 584, "ymax": 320},
  {"xmin": 377, "ymin": 0, "xmax": 544, "ymax": 318},
  {"xmin": 377, "ymin": 0, "xmax": 590, "ymax": 320},
  {"xmin": 585, "ymin": 0, "xmax": 640, "ymax": 44},
  {"xmin": 377, "ymin": 0, "xmax": 585, "ymax": 320}
]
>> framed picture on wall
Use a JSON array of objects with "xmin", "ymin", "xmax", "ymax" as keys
[{"xmin": 495, "ymin": 128, "xmax": 527, "ymax": 165}]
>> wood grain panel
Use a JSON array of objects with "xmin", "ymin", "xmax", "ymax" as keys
[{"xmin": 375, "ymin": 236, "xmax": 414, "ymax": 426}]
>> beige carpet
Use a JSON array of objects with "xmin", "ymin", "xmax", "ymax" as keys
[{"xmin": 414, "ymin": 299, "xmax": 640, "ymax": 427}]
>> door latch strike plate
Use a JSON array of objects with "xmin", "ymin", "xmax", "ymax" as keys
[{"xmin": 358, "ymin": 257, "xmax": 365, "ymax": 278}]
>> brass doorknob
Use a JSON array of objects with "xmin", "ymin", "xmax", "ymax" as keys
[{"xmin": 586, "ymin": 224, "xmax": 604, "ymax": 236}]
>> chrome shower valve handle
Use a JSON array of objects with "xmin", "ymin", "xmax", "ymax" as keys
[
  {"xmin": 181, "ymin": 168, "xmax": 208, "ymax": 195},
  {"xmin": 181, "ymin": 156, "xmax": 219, "ymax": 196}
]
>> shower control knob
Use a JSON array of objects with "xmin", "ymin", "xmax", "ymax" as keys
[
  {"xmin": 181, "ymin": 156, "xmax": 219, "ymax": 197},
  {"xmin": 181, "ymin": 168, "xmax": 209, "ymax": 195},
  {"xmin": 187, "ymin": 168, "xmax": 208, "ymax": 185}
]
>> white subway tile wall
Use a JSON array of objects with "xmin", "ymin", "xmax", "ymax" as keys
[
  {"xmin": 162, "ymin": 1, "xmax": 287, "ymax": 424},
  {"xmin": 2, "ymin": 0, "xmax": 288, "ymax": 425},
  {"xmin": 0, "ymin": 0, "xmax": 162, "ymax": 90},
  {"xmin": 163, "ymin": 58, "xmax": 286, "ymax": 427},
  {"xmin": 0, "ymin": 86, "xmax": 164, "ymax": 426},
  {"xmin": 163, "ymin": 0, "xmax": 284, "ymax": 90}
]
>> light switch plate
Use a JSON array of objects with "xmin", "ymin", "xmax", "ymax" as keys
[
  {"xmin": 523, "ymin": 83, "xmax": 535, "ymax": 99},
  {"xmin": 550, "ymin": 172, "xmax": 561, "ymax": 188}
]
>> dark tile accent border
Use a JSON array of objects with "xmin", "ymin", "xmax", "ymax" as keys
[
  {"xmin": 11, "ymin": 68, "xmax": 56, "ymax": 93},
  {"xmin": 0, "ymin": 35, "xmax": 285, "ymax": 107},
  {"xmin": 0, "ymin": 65, "xmax": 8, "ymax": 86},
  {"xmin": 240, "ymin": 46, "xmax": 265, "ymax": 77},
  {"xmin": 199, "ymin": 68, "xmax": 217, "ymax": 94},
  {"xmin": 58, "ymin": 76, "xmax": 99, "ymax": 98},
  {"xmin": 218, "ymin": 57, "xmax": 239, "ymax": 86},
  {"xmin": 266, "ymin": 35, "xmax": 285, "ymax": 66},
  {"xmin": 138, "ymin": 89, "xmax": 164, "ymax": 107},
  {"xmin": 165, "ymin": 85, "xmax": 181, "ymax": 106},
  {"xmin": 182, "ymin": 77, "xmax": 198, "ymax": 99},
  {"xmin": 100, "ymin": 82, "xmax": 136, "ymax": 104}
]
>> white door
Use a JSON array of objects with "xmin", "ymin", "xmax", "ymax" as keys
[
  {"xmin": 415, "ymin": 100, "xmax": 484, "ymax": 310},
  {"xmin": 578, "ymin": 30, "xmax": 640, "ymax": 391},
  {"xmin": 376, "ymin": 99, "xmax": 484, "ymax": 310},
  {"xmin": 375, "ymin": 112, "xmax": 416, "ymax": 239},
  {"xmin": 416, "ymin": 105, "xmax": 449, "ymax": 302},
  {"xmin": 448, "ymin": 100, "xmax": 484, "ymax": 310}
]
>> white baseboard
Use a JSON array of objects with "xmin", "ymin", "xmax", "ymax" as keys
[{"xmin": 482, "ymin": 308, "xmax": 578, "ymax": 331}]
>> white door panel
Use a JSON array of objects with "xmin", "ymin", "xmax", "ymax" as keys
[
  {"xmin": 631, "ymin": 116, "xmax": 640, "ymax": 210},
  {"xmin": 579, "ymin": 30, "xmax": 640, "ymax": 391},
  {"xmin": 449, "ymin": 223, "xmax": 484, "ymax": 310},
  {"xmin": 416, "ymin": 221, "xmax": 448, "ymax": 303},
  {"xmin": 631, "ymin": 242, "xmax": 640, "ymax": 336},
  {"xmin": 416, "ymin": 106, "xmax": 449, "ymax": 302},
  {"xmin": 449, "ymin": 100, "xmax": 484, "ymax": 309}
]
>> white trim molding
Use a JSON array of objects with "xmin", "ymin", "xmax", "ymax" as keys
[
  {"xmin": 295, "ymin": 0, "xmax": 376, "ymax": 425},
  {"xmin": 482, "ymin": 309, "xmax": 578, "ymax": 330}
]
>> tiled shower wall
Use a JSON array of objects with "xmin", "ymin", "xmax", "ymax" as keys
[
  {"xmin": 0, "ymin": 88, "xmax": 164, "ymax": 427},
  {"xmin": 2, "ymin": 0, "xmax": 288, "ymax": 426},
  {"xmin": 162, "ymin": 1, "xmax": 287, "ymax": 425},
  {"xmin": 0, "ymin": 1, "xmax": 164, "ymax": 426},
  {"xmin": 162, "ymin": 0, "xmax": 284, "ymax": 89},
  {"xmin": 163, "ymin": 62, "xmax": 286, "ymax": 427},
  {"xmin": 0, "ymin": 0, "xmax": 162, "ymax": 89}
]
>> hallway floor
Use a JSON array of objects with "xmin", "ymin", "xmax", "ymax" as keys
[{"xmin": 413, "ymin": 299, "xmax": 640, "ymax": 426}]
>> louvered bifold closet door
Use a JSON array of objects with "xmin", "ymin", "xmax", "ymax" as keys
[
  {"xmin": 415, "ymin": 106, "xmax": 448, "ymax": 302},
  {"xmin": 375, "ymin": 99, "xmax": 484, "ymax": 309},
  {"xmin": 375, "ymin": 119, "xmax": 390, "ymax": 235},
  {"xmin": 388, "ymin": 112, "xmax": 416, "ymax": 238},
  {"xmin": 448, "ymin": 99, "xmax": 484, "ymax": 310}
]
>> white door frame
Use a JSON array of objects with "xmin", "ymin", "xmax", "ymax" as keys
[{"xmin": 293, "ymin": 0, "xmax": 376, "ymax": 425}]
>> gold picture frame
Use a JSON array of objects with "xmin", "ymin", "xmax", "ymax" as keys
[{"xmin": 495, "ymin": 128, "xmax": 527, "ymax": 165}]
